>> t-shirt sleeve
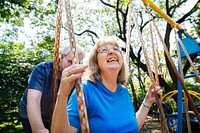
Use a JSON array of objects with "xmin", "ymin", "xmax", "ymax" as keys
[
  {"xmin": 67, "ymin": 89, "xmax": 81, "ymax": 129},
  {"xmin": 28, "ymin": 64, "xmax": 46, "ymax": 92}
]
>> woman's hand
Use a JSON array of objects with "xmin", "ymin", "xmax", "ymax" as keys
[
  {"xmin": 143, "ymin": 84, "xmax": 163, "ymax": 107},
  {"xmin": 58, "ymin": 64, "xmax": 88, "ymax": 97}
]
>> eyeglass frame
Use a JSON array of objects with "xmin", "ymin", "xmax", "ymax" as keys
[{"xmin": 98, "ymin": 47, "xmax": 121, "ymax": 54}]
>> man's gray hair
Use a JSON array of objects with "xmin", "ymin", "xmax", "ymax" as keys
[{"xmin": 61, "ymin": 45, "xmax": 85, "ymax": 57}]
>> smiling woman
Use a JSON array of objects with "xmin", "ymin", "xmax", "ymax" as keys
[
  {"xmin": 51, "ymin": 36, "xmax": 163, "ymax": 133},
  {"xmin": 87, "ymin": 36, "xmax": 127, "ymax": 85}
]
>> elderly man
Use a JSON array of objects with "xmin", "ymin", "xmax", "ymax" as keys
[{"xmin": 19, "ymin": 45, "xmax": 85, "ymax": 133}]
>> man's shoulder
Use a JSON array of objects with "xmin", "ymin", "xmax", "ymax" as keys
[
  {"xmin": 31, "ymin": 60, "xmax": 53, "ymax": 76},
  {"xmin": 34, "ymin": 60, "xmax": 53, "ymax": 70},
  {"xmin": 36, "ymin": 60, "xmax": 53, "ymax": 67}
]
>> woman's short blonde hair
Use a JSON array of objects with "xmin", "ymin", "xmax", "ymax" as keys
[{"xmin": 87, "ymin": 36, "xmax": 128, "ymax": 85}]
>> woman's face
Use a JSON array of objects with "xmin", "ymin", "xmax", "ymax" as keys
[{"xmin": 97, "ymin": 43, "xmax": 123, "ymax": 73}]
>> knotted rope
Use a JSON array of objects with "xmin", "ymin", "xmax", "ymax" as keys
[
  {"xmin": 52, "ymin": 0, "xmax": 90, "ymax": 132},
  {"xmin": 130, "ymin": 3, "xmax": 169, "ymax": 132},
  {"xmin": 64, "ymin": 0, "xmax": 90, "ymax": 132},
  {"xmin": 51, "ymin": 0, "xmax": 63, "ymax": 127},
  {"xmin": 141, "ymin": 0, "xmax": 200, "ymax": 125},
  {"xmin": 148, "ymin": 13, "xmax": 170, "ymax": 132}
]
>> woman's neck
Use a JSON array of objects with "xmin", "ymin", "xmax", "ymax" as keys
[{"xmin": 101, "ymin": 71, "xmax": 118, "ymax": 92}]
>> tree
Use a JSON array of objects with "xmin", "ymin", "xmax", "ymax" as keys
[
  {"xmin": 0, "ymin": 0, "xmax": 57, "ymax": 45},
  {"xmin": 0, "ymin": 0, "xmax": 199, "ymax": 131},
  {"xmin": 0, "ymin": 41, "xmax": 53, "ymax": 132}
]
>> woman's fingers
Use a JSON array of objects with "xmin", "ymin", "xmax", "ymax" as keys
[
  {"xmin": 59, "ymin": 64, "xmax": 88, "ymax": 96},
  {"xmin": 62, "ymin": 64, "xmax": 88, "ymax": 78},
  {"xmin": 151, "ymin": 85, "xmax": 162, "ymax": 99},
  {"xmin": 156, "ymin": 87, "xmax": 163, "ymax": 98},
  {"xmin": 145, "ymin": 84, "xmax": 163, "ymax": 106}
]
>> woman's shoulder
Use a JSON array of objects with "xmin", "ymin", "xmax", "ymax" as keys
[
  {"xmin": 118, "ymin": 84, "xmax": 127, "ymax": 89},
  {"xmin": 118, "ymin": 84, "xmax": 130, "ymax": 93},
  {"xmin": 82, "ymin": 80, "xmax": 97, "ymax": 88}
]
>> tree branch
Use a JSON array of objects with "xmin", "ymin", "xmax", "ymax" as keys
[
  {"xmin": 177, "ymin": 1, "xmax": 200, "ymax": 24},
  {"xmin": 99, "ymin": 0, "xmax": 125, "ymax": 15}
]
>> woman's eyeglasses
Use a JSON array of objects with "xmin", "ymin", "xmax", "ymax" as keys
[{"xmin": 98, "ymin": 47, "xmax": 121, "ymax": 53}]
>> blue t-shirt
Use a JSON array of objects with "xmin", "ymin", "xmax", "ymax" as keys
[
  {"xmin": 19, "ymin": 60, "xmax": 60, "ymax": 122},
  {"xmin": 68, "ymin": 81, "xmax": 138, "ymax": 133}
]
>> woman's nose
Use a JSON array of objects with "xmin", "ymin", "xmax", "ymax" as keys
[{"xmin": 108, "ymin": 49, "xmax": 114, "ymax": 54}]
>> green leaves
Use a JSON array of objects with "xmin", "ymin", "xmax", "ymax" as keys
[{"xmin": 0, "ymin": 41, "xmax": 52, "ymax": 132}]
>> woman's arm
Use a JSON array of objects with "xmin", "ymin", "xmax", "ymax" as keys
[
  {"xmin": 136, "ymin": 85, "xmax": 162, "ymax": 129},
  {"xmin": 51, "ymin": 64, "xmax": 88, "ymax": 133},
  {"xmin": 51, "ymin": 94, "xmax": 77, "ymax": 133}
]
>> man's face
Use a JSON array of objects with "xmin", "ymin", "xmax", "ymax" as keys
[{"xmin": 60, "ymin": 52, "xmax": 84, "ymax": 71}]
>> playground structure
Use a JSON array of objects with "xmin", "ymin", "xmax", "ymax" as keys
[
  {"xmin": 162, "ymin": 90, "xmax": 200, "ymax": 103},
  {"xmin": 141, "ymin": 0, "xmax": 200, "ymax": 132},
  {"xmin": 161, "ymin": 90, "xmax": 200, "ymax": 132},
  {"xmin": 51, "ymin": 0, "xmax": 199, "ymax": 132}
]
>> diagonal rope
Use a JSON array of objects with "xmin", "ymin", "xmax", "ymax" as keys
[
  {"xmin": 126, "ymin": 0, "xmax": 132, "ymax": 67},
  {"xmin": 149, "ymin": 14, "xmax": 159, "ymax": 86},
  {"xmin": 131, "ymin": 3, "xmax": 169, "ymax": 132},
  {"xmin": 64, "ymin": 0, "xmax": 90, "ymax": 132}
]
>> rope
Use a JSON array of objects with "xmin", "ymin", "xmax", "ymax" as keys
[
  {"xmin": 142, "ymin": 0, "xmax": 200, "ymax": 126},
  {"xmin": 149, "ymin": 14, "xmax": 159, "ymax": 85},
  {"xmin": 126, "ymin": 0, "xmax": 132, "ymax": 67},
  {"xmin": 64, "ymin": 0, "xmax": 90, "ymax": 132},
  {"xmin": 131, "ymin": 4, "xmax": 169, "ymax": 132},
  {"xmin": 51, "ymin": 0, "xmax": 63, "ymax": 127},
  {"xmin": 183, "ymin": 92, "xmax": 192, "ymax": 133}
]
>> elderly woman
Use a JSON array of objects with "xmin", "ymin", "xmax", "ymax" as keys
[{"xmin": 51, "ymin": 36, "xmax": 162, "ymax": 133}]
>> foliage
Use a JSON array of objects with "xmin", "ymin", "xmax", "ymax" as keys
[
  {"xmin": 0, "ymin": 41, "xmax": 53, "ymax": 132},
  {"xmin": 0, "ymin": 0, "xmax": 57, "ymax": 46}
]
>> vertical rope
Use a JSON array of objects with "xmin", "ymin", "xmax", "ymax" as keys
[
  {"xmin": 132, "ymin": 7, "xmax": 154, "ymax": 82},
  {"xmin": 64, "ymin": 0, "xmax": 90, "ymax": 132},
  {"xmin": 126, "ymin": 0, "xmax": 132, "ymax": 67},
  {"xmin": 183, "ymin": 92, "xmax": 192, "ymax": 133},
  {"xmin": 51, "ymin": 0, "xmax": 63, "ymax": 127},
  {"xmin": 131, "ymin": 4, "xmax": 169, "ymax": 132}
]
